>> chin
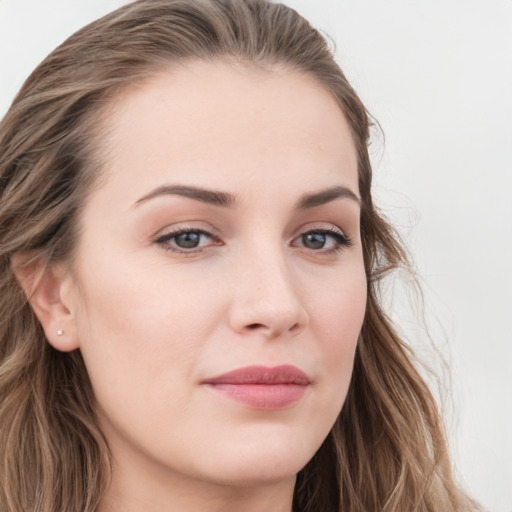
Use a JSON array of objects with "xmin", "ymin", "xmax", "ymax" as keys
[
  {"xmin": 190, "ymin": 430, "xmax": 319, "ymax": 487},
  {"xmin": 200, "ymin": 459, "xmax": 303, "ymax": 488}
]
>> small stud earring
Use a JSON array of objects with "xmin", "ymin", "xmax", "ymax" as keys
[{"xmin": 57, "ymin": 330, "xmax": 64, "ymax": 336}]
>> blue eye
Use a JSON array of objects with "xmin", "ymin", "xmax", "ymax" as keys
[
  {"xmin": 173, "ymin": 231, "xmax": 203, "ymax": 249},
  {"xmin": 155, "ymin": 229, "xmax": 215, "ymax": 252},
  {"xmin": 295, "ymin": 228, "xmax": 352, "ymax": 253},
  {"xmin": 302, "ymin": 232, "xmax": 329, "ymax": 249}
]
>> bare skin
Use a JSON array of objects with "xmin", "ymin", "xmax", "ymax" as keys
[{"xmin": 28, "ymin": 62, "xmax": 366, "ymax": 512}]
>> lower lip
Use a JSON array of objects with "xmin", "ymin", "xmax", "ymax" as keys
[{"xmin": 206, "ymin": 383, "xmax": 308, "ymax": 410}]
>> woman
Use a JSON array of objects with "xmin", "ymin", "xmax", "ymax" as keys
[{"xmin": 0, "ymin": 0, "xmax": 481, "ymax": 511}]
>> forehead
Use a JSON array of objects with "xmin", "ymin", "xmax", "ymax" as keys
[{"xmin": 92, "ymin": 61, "xmax": 359, "ymax": 204}]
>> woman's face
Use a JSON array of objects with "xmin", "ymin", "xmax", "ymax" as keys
[{"xmin": 63, "ymin": 62, "xmax": 366, "ymax": 493}]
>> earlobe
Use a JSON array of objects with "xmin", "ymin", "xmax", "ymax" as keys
[{"xmin": 11, "ymin": 253, "xmax": 80, "ymax": 352}]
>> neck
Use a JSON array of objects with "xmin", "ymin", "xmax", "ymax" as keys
[{"xmin": 98, "ymin": 450, "xmax": 296, "ymax": 512}]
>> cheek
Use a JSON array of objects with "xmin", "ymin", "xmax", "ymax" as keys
[
  {"xmin": 310, "ymin": 264, "xmax": 366, "ymax": 391},
  {"xmin": 314, "ymin": 262, "xmax": 366, "ymax": 336},
  {"xmin": 72, "ymin": 258, "xmax": 221, "ymax": 411},
  {"xmin": 75, "ymin": 252, "xmax": 215, "ymax": 338}
]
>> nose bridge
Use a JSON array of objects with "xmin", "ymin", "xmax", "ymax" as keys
[{"xmin": 229, "ymin": 235, "xmax": 308, "ymax": 337}]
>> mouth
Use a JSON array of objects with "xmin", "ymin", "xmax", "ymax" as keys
[{"xmin": 202, "ymin": 365, "xmax": 311, "ymax": 410}]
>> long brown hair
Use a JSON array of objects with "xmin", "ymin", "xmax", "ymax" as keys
[{"xmin": 0, "ymin": 1, "xmax": 480, "ymax": 510}]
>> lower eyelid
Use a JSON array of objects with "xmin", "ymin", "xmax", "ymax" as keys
[
  {"xmin": 290, "ymin": 229, "xmax": 352, "ymax": 251},
  {"xmin": 153, "ymin": 229, "xmax": 213, "ymax": 249},
  {"xmin": 153, "ymin": 225, "xmax": 353, "ymax": 254}
]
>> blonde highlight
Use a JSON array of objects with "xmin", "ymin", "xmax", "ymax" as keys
[{"xmin": 0, "ymin": 1, "xmax": 481, "ymax": 510}]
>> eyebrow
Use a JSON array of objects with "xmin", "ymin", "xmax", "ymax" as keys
[
  {"xmin": 134, "ymin": 184, "xmax": 236, "ymax": 208},
  {"xmin": 133, "ymin": 184, "xmax": 360, "ymax": 209},
  {"xmin": 296, "ymin": 186, "xmax": 361, "ymax": 209}
]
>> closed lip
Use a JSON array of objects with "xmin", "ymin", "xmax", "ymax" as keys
[
  {"xmin": 202, "ymin": 364, "xmax": 311, "ymax": 385},
  {"xmin": 202, "ymin": 365, "xmax": 311, "ymax": 409}
]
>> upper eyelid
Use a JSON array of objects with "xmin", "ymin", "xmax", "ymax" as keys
[
  {"xmin": 153, "ymin": 222, "xmax": 350, "ymax": 240},
  {"xmin": 157, "ymin": 226, "xmax": 212, "ymax": 236},
  {"xmin": 154, "ymin": 228, "xmax": 217, "ymax": 245},
  {"xmin": 291, "ymin": 222, "xmax": 349, "ymax": 238},
  {"xmin": 155, "ymin": 227, "xmax": 351, "ymax": 252},
  {"xmin": 154, "ymin": 223, "xmax": 220, "ymax": 239},
  {"xmin": 155, "ymin": 223, "xmax": 345, "ymax": 235},
  {"xmin": 292, "ymin": 227, "xmax": 352, "ymax": 244},
  {"xmin": 153, "ymin": 228, "xmax": 219, "ymax": 255}
]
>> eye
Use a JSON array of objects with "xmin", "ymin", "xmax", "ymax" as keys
[
  {"xmin": 154, "ymin": 228, "xmax": 219, "ymax": 253},
  {"xmin": 293, "ymin": 228, "xmax": 352, "ymax": 253},
  {"xmin": 172, "ymin": 231, "xmax": 204, "ymax": 249}
]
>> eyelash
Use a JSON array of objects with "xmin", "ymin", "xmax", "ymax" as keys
[
  {"xmin": 154, "ymin": 227, "xmax": 218, "ymax": 255},
  {"xmin": 154, "ymin": 226, "xmax": 353, "ymax": 255},
  {"xmin": 296, "ymin": 227, "xmax": 353, "ymax": 255}
]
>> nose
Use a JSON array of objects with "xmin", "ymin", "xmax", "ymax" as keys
[{"xmin": 228, "ymin": 247, "xmax": 309, "ymax": 339}]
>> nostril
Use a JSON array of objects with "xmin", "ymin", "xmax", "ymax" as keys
[
  {"xmin": 244, "ymin": 321, "xmax": 302, "ymax": 334},
  {"xmin": 289, "ymin": 323, "xmax": 301, "ymax": 334},
  {"xmin": 247, "ymin": 323, "xmax": 265, "ymax": 330}
]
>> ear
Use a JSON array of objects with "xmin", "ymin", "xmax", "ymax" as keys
[{"xmin": 11, "ymin": 253, "xmax": 80, "ymax": 352}]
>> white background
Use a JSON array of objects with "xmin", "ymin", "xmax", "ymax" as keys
[{"xmin": 0, "ymin": 1, "xmax": 510, "ymax": 510}]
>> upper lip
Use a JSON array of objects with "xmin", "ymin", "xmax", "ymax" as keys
[{"xmin": 203, "ymin": 365, "xmax": 310, "ymax": 385}]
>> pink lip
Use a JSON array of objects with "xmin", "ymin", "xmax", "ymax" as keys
[{"xmin": 202, "ymin": 365, "xmax": 310, "ymax": 410}]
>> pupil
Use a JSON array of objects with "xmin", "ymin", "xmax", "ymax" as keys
[
  {"xmin": 303, "ymin": 232, "xmax": 326, "ymax": 249},
  {"xmin": 176, "ymin": 232, "xmax": 200, "ymax": 248}
]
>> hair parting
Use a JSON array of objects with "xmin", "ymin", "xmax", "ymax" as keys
[{"xmin": 0, "ymin": 1, "xmax": 481, "ymax": 510}]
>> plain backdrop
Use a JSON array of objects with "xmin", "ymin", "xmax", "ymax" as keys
[{"xmin": 0, "ymin": 1, "xmax": 511, "ymax": 510}]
